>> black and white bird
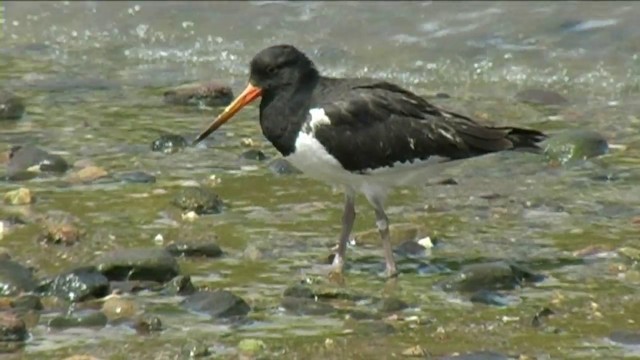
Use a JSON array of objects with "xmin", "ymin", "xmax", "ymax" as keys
[{"xmin": 194, "ymin": 44, "xmax": 547, "ymax": 278}]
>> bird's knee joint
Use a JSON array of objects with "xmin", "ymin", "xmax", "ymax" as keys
[{"xmin": 375, "ymin": 219, "xmax": 388, "ymax": 231}]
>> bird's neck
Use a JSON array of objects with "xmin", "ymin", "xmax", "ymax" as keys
[{"xmin": 259, "ymin": 73, "xmax": 319, "ymax": 156}]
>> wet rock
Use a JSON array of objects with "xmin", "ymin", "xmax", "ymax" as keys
[
  {"xmin": 101, "ymin": 295, "xmax": 138, "ymax": 320},
  {"xmin": 151, "ymin": 133, "xmax": 189, "ymax": 154},
  {"xmin": 181, "ymin": 341, "xmax": 211, "ymax": 358},
  {"xmin": 37, "ymin": 212, "xmax": 82, "ymax": 246},
  {"xmin": 114, "ymin": 171, "xmax": 156, "ymax": 184},
  {"xmin": 10, "ymin": 294, "xmax": 43, "ymax": 312},
  {"xmin": 394, "ymin": 238, "xmax": 434, "ymax": 258},
  {"xmin": 0, "ymin": 311, "xmax": 28, "ymax": 342},
  {"xmin": 173, "ymin": 186, "xmax": 224, "ymax": 215},
  {"xmin": 162, "ymin": 275, "xmax": 196, "ymax": 296},
  {"xmin": 3, "ymin": 188, "xmax": 34, "ymax": 205},
  {"xmin": 609, "ymin": 330, "xmax": 640, "ymax": 345},
  {"xmin": 238, "ymin": 338, "xmax": 267, "ymax": 356},
  {"xmin": 0, "ymin": 259, "xmax": 37, "ymax": 296},
  {"xmin": 165, "ymin": 242, "xmax": 223, "ymax": 258},
  {"xmin": 132, "ymin": 316, "xmax": 163, "ymax": 335},
  {"xmin": 39, "ymin": 267, "xmax": 110, "ymax": 302},
  {"xmin": 163, "ymin": 80, "xmax": 234, "ymax": 107},
  {"xmin": 0, "ymin": 90, "xmax": 25, "ymax": 120},
  {"xmin": 267, "ymin": 158, "xmax": 302, "ymax": 175},
  {"xmin": 48, "ymin": 310, "xmax": 108, "ymax": 329},
  {"xmin": 531, "ymin": 307, "xmax": 555, "ymax": 328},
  {"xmin": 6, "ymin": 145, "xmax": 69, "ymax": 180},
  {"xmin": 401, "ymin": 345, "xmax": 429, "ymax": 357},
  {"xmin": 239, "ymin": 149, "xmax": 268, "ymax": 162},
  {"xmin": 282, "ymin": 284, "xmax": 315, "ymax": 299},
  {"xmin": 66, "ymin": 166, "xmax": 109, "ymax": 184},
  {"xmin": 94, "ymin": 248, "xmax": 180, "ymax": 283},
  {"xmin": 515, "ymin": 88, "xmax": 568, "ymax": 107},
  {"xmin": 440, "ymin": 351, "xmax": 513, "ymax": 360},
  {"xmin": 440, "ymin": 261, "xmax": 544, "ymax": 294},
  {"xmin": 181, "ymin": 290, "xmax": 251, "ymax": 319},
  {"xmin": 543, "ymin": 129, "xmax": 609, "ymax": 164}
]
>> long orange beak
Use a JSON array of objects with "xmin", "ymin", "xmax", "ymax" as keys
[{"xmin": 193, "ymin": 83, "xmax": 262, "ymax": 144}]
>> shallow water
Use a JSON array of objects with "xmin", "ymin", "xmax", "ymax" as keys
[{"xmin": 1, "ymin": 1, "xmax": 640, "ymax": 359}]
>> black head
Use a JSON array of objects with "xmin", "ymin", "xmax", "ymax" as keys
[{"xmin": 249, "ymin": 45, "xmax": 318, "ymax": 91}]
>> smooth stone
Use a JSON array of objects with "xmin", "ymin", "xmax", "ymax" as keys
[
  {"xmin": 0, "ymin": 91, "xmax": 26, "ymax": 120},
  {"xmin": 172, "ymin": 186, "xmax": 224, "ymax": 215},
  {"xmin": 0, "ymin": 259, "xmax": 37, "ymax": 296},
  {"xmin": 101, "ymin": 296, "xmax": 138, "ymax": 321},
  {"xmin": 47, "ymin": 310, "xmax": 108, "ymax": 329},
  {"xmin": 543, "ymin": 129, "xmax": 609, "ymax": 164},
  {"xmin": 163, "ymin": 80, "xmax": 234, "ymax": 107},
  {"xmin": 3, "ymin": 188, "xmax": 34, "ymax": 205},
  {"xmin": 609, "ymin": 330, "xmax": 640, "ymax": 345},
  {"xmin": 181, "ymin": 290, "xmax": 251, "ymax": 319},
  {"xmin": 238, "ymin": 339, "xmax": 266, "ymax": 355},
  {"xmin": 165, "ymin": 242, "xmax": 223, "ymax": 258},
  {"xmin": 65, "ymin": 166, "xmax": 109, "ymax": 184},
  {"xmin": 440, "ymin": 261, "xmax": 544, "ymax": 293},
  {"xmin": 39, "ymin": 266, "xmax": 110, "ymax": 302},
  {"xmin": 267, "ymin": 158, "xmax": 302, "ymax": 175},
  {"xmin": 109, "ymin": 280, "xmax": 163, "ymax": 294},
  {"xmin": 161, "ymin": 275, "xmax": 196, "ymax": 296},
  {"xmin": 132, "ymin": 316, "xmax": 163, "ymax": 335},
  {"xmin": 94, "ymin": 248, "xmax": 180, "ymax": 283},
  {"xmin": 114, "ymin": 171, "xmax": 156, "ymax": 184},
  {"xmin": 181, "ymin": 341, "xmax": 211, "ymax": 358},
  {"xmin": 239, "ymin": 149, "xmax": 268, "ymax": 162},
  {"xmin": 6, "ymin": 145, "xmax": 69, "ymax": 180},
  {"xmin": 0, "ymin": 311, "xmax": 28, "ymax": 342},
  {"xmin": 394, "ymin": 240, "xmax": 430, "ymax": 258},
  {"xmin": 515, "ymin": 88, "xmax": 568, "ymax": 106},
  {"xmin": 150, "ymin": 134, "xmax": 188, "ymax": 154}
]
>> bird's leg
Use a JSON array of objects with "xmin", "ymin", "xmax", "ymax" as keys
[
  {"xmin": 370, "ymin": 197, "xmax": 398, "ymax": 278},
  {"xmin": 332, "ymin": 188, "xmax": 356, "ymax": 273}
]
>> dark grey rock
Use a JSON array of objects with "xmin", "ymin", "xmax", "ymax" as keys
[
  {"xmin": 173, "ymin": 186, "xmax": 224, "ymax": 215},
  {"xmin": 267, "ymin": 158, "xmax": 302, "ymax": 175},
  {"xmin": 47, "ymin": 310, "xmax": 108, "ymax": 329},
  {"xmin": 6, "ymin": 145, "xmax": 69, "ymax": 181},
  {"xmin": 239, "ymin": 149, "xmax": 268, "ymax": 162},
  {"xmin": 515, "ymin": 88, "xmax": 568, "ymax": 106},
  {"xmin": 161, "ymin": 275, "xmax": 196, "ymax": 296},
  {"xmin": 0, "ymin": 91, "xmax": 25, "ymax": 120},
  {"xmin": 0, "ymin": 259, "xmax": 37, "ymax": 296},
  {"xmin": 181, "ymin": 290, "xmax": 251, "ymax": 319},
  {"xmin": 109, "ymin": 280, "xmax": 162, "ymax": 294},
  {"xmin": 440, "ymin": 261, "xmax": 544, "ymax": 293},
  {"xmin": 282, "ymin": 284, "xmax": 315, "ymax": 299},
  {"xmin": 114, "ymin": 171, "xmax": 156, "ymax": 184},
  {"xmin": 94, "ymin": 248, "xmax": 180, "ymax": 283},
  {"xmin": 151, "ymin": 134, "xmax": 188, "ymax": 154},
  {"xmin": 0, "ymin": 311, "xmax": 28, "ymax": 342},
  {"xmin": 10, "ymin": 294, "xmax": 43, "ymax": 312},
  {"xmin": 394, "ymin": 240, "xmax": 429, "ymax": 258},
  {"xmin": 165, "ymin": 242, "xmax": 223, "ymax": 258},
  {"xmin": 39, "ymin": 266, "xmax": 110, "ymax": 302},
  {"xmin": 163, "ymin": 81, "xmax": 234, "ymax": 107}
]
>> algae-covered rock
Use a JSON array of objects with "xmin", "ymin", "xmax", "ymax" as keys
[{"xmin": 543, "ymin": 129, "xmax": 609, "ymax": 164}]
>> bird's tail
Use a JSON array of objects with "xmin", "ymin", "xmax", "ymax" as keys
[{"xmin": 502, "ymin": 127, "xmax": 548, "ymax": 152}]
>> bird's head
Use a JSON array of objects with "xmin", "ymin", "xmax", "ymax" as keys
[{"xmin": 193, "ymin": 44, "xmax": 317, "ymax": 144}]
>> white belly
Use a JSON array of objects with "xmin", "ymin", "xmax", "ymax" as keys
[{"xmin": 285, "ymin": 131, "xmax": 451, "ymax": 199}]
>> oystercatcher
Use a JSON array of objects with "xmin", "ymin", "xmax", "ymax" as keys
[{"xmin": 194, "ymin": 44, "xmax": 546, "ymax": 278}]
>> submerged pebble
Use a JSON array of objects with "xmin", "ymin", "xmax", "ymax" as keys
[
  {"xmin": 0, "ymin": 259, "xmax": 38, "ymax": 296},
  {"xmin": 163, "ymin": 80, "xmax": 234, "ymax": 107},
  {"xmin": 515, "ymin": 88, "xmax": 568, "ymax": 107},
  {"xmin": 151, "ymin": 134, "xmax": 189, "ymax": 154},
  {"xmin": 267, "ymin": 158, "xmax": 302, "ymax": 175},
  {"xmin": 173, "ymin": 186, "xmax": 224, "ymax": 215},
  {"xmin": 0, "ymin": 90, "xmax": 26, "ymax": 120},
  {"xmin": 165, "ymin": 242, "xmax": 223, "ymax": 258},
  {"xmin": 114, "ymin": 171, "xmax": 156, "ymax": 184},
  {"xmin": 48, "ymin": 310, "xmax": 108, "ymax": 330},
  {"xmin": 181, "ymin": 290, "xmax": 251, "ymax": 319},
  {"xmin": 543, "ymin": 129, "xmax": 609, "ymax": 164}
]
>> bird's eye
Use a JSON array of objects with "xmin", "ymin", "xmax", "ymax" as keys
[{"xmin": 266, "ymin": 66, "xmax": 277, "ymax": 74}]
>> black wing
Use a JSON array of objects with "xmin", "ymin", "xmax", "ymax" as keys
[{"xmin": 311, "ymin": 80, "xmax": 546, "ymax": 173}]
